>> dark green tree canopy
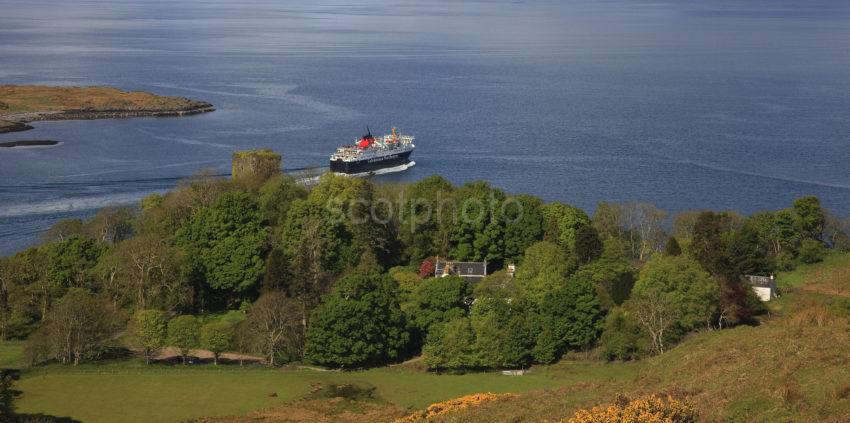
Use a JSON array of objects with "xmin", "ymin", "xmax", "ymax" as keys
[
  {"xmin": 792, "ymin": 196, "xmax": 825, "ymax": 240},
  {"xmin": 532, "ymin": 274, "xmax": 604, "ymax": 363},
  {"xmin": 177, "ymin": 191, "xmax": 268, "ymax": 293},
  {"xmin": 540, "ymin": 202, "xmax": 590, "ymax": 252},
  {"xmin": 664, "ymin": 236, "xmax": 681, "ymax": 256},
  {"xmin": 305, "ymin": 274, "xmax": 409, "ymax": 368},
  {"xmin": 449, "ymin": 181, "xmax": 507, "ymax": 262},
  {"xmin": 516, "ymin": 241, "xmax": 572, "ymax": 303},
  {"xmin": 502, "ymin": 194, "xmax": 545, "ymax": 264},
  {"xmin": 408, "ymin": 276, "xmax": 471, "ymax": 333},
  {"xmin": 574, "ymin": 225, "xmax": 603, "ymax": 264}
]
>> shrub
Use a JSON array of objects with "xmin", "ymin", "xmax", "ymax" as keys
[
  {"xmin": 567, "ymin": 394, "xmax": 697, "ymax": 423},
  {"xmin": 599, "ymin": 307, "xmax": 646, "ymax": 361},
  {"xmin": 397, "ymin": 392, "xmax": 516, "ymax": 422}
]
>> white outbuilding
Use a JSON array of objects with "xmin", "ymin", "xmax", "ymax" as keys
[{"xmin": 745, "ymin": 274, "xmax": 778, "ymax": 301}]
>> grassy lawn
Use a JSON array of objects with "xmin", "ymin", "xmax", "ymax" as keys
[
  {"xmin": 776, "ymin": 251, "xmax": 850, "ymax": 288},
  {"xmin": 0, "ymin": 341, "xmax": 25, "ymax": 368},
  {"xmin": 0, "ymin": 342, "xmax": 638, "ymax": 423}
]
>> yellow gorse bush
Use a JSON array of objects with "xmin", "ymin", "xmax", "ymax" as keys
[
  {"xmin": 567, "ymin": 394, "xmax": 697, "ymax": 423},
  {"xmin": 395, "ymin": 392, "xmax": 516, "ymax": 422}
]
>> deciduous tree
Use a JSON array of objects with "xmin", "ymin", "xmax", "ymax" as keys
[
  {"xmin": 200, "ymin": 321, "xmax": 234, "ymax": 365},
  {"xmin": 130, "ymin": 309, "xmax": 167, "ymax": 365},
  {"xmin": 26, "ymin": 289, "xmax": 120, "ymax": 365},
  {"xmin": 168, "ymin": 315, "xmax": 200, "ymax": 365},
  {"xmin": 246, "ymin": 291, "xmax": 303, "ymax": 366}
]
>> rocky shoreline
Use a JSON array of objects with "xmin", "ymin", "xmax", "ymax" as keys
[
  {"xmin": 0, "ymin": 121, "xmax": 35, "ymax": 134},
  {"xmin": 0, "ymin": 102, "xmax": 215, "ymax": 134}
]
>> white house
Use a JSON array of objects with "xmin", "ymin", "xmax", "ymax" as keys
[{"xmin": 745, "ymin": 274, "xmax": 778, "ymax": 301}]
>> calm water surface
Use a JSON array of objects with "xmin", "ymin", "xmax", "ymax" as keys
[{"xmin": 1, "ymin": 0, "xmax": 849, "ymax": 255}]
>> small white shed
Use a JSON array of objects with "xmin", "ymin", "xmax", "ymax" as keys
[{"xmin": 745, "ymin": 275, "xmax": 778, "ymax": 301}]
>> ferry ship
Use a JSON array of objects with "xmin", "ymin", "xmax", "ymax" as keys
[{"xmin": 330, "ymin": 127, "xmax": 415, "ymax": 175}]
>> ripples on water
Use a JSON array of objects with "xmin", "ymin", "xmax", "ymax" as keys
[{"xmin": 1, "ymin": 0, "xmax": 849, "ymax": 255}]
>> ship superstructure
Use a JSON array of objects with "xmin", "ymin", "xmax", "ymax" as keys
[{"xmin": 329, "ymin": 127, "xmax": 415, "ymax": 175}]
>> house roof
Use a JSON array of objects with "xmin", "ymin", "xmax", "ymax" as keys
[
  {"xmin": 435, "ymin": 260, "xmax": 487, "ymax": 277},
  {"xmin": 745, "ymin": 275, "xmax": 775, "ymax": 288}
]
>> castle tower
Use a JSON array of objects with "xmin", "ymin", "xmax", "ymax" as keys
[{"xmin": 231, "ymin": 149, "xmax": 282, "ymax": 184}]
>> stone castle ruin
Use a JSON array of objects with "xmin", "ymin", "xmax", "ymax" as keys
[{"xmin": 231, "ymin": 149, "xmax": 282, "ymax": 183}]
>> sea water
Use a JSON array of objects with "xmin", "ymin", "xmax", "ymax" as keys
[{"xmin": 1, "ymin": 0, "xmax": 849, "ymax": 255}]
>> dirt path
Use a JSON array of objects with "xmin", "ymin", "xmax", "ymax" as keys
[{"xmin": 150, "ymin": 347, "xmax": 265, "ymax": 364}]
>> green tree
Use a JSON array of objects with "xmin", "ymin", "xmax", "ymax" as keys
[
  {"xmin": 541, "ymin": 202, "xmax": 590, "ymax": 252},
  {"xmin": 664, "ymin": 236, "xmax": 681, "ymax": 256},
  {"xmin": 279, "ymin": 199, "xmax": 353, "ymax": 275},
  {"xmin": 629, "ymin": 256, "xmax": 718, "ymax": 353},
  {"xmin": 592, "ymin": 202, "xmax": 624, "ymax": 241},
  {"xmin": 304, "ymin": 274, "xmax": 409, "ymax": 368},
  {"xmin": 473, "ymin": 270, "xmax": 520, "ymax": 300},
  {"xmin": 408, "ymin": 276, "xmax": 471, "ymax": 334},
  {"xmin": 45, "ymin": 235, "xmax": 105, "ymax": 291},
  {"xmin": 570, "ymin": 259, "xmax": 635, "ymax": 310},
  {"xmin": 131, "ymin": 310, "xmax": 167, "ymax": 365},
  {"xmin": 574, "ymin": 225, "xmax": 603, "ymax": 264},
  {"xmin": 398, "ymin": 175, "xmax": 455, "ymax": 261},
  {"xmin": 727, "ymin": 225, "xmax": 772, "ymax": 276},
  {"xmin": 515, "ymin": 241, "xmax": 571, "ymax": 303},
  {"xmin": 95, "ymin": 234, "xmax": 189, "ymax": 311},
  {"xmin": 423, "ymin": 317, "xmax": 477, "ymax": 371},
  {"xmin": 176, "ymin": 191, "xmax": 268, "ymax": 297},
  {"xmin": 449, "ymin": 181, "xmax": 507, "ymax": 262},
  {"xmin": 25, "ymin": 288, "xmax": 120, "ymax": 365},
  {"xmin": 792, "ymin": 196, "xmax": 825, "ymax": 240},
  {"xmin": 471, "ymin": 298, "xmax": 534, "ymax": 369},
  {"xmin": 168, "ymin": 315, "xmax": 200, "ymax": 365},
  {"xmin": 305, "ymin": 174, "xmax": 392, "ymax": 266},
  {"xmin": 690, "ymin": 211, "xmax": 734, "ymax": 277},
  {"xmin": 532, "ymin": 274, "xmax": 604, "ymax": 363},
  {"xmin": 200, "ymin": 321, "xmax": 234, "ymax": 365},
  {"xmin": 258, "ymin": 174, "xmax": 307, "ymax": 226},
  {"xmin": 502, "ymin": 194, "xmax": 545, "ymax": 263}
]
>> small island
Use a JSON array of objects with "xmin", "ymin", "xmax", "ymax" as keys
[
  {"xmin": 0, "ymin": 85, "xmax": 214, "ymax": 133},
  {"xmin": 0, "ymin": 140, "xmax": 61, "ymax": 148}
]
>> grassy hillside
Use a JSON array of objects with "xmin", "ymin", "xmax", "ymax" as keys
[
  {"xmin": 4, "ymin": 254, "xmax": 850, "ymax": 423},
  {"xmin": 424, "ymin": 254, "xmax": 850, "ymax": 422}
]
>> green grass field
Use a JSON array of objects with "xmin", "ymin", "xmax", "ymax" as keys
[{"xmin": 0, "ymin": 348, "xmax": 638, "ymax": 423}]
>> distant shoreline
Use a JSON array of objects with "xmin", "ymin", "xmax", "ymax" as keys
[{"xmin": 0, "ymin": 85, "xmax": 215, "ymax": 134}]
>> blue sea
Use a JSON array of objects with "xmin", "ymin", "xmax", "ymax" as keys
[{"xmin": 1, "ymin": 0, "xmax": 849, "ymax": 255}]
